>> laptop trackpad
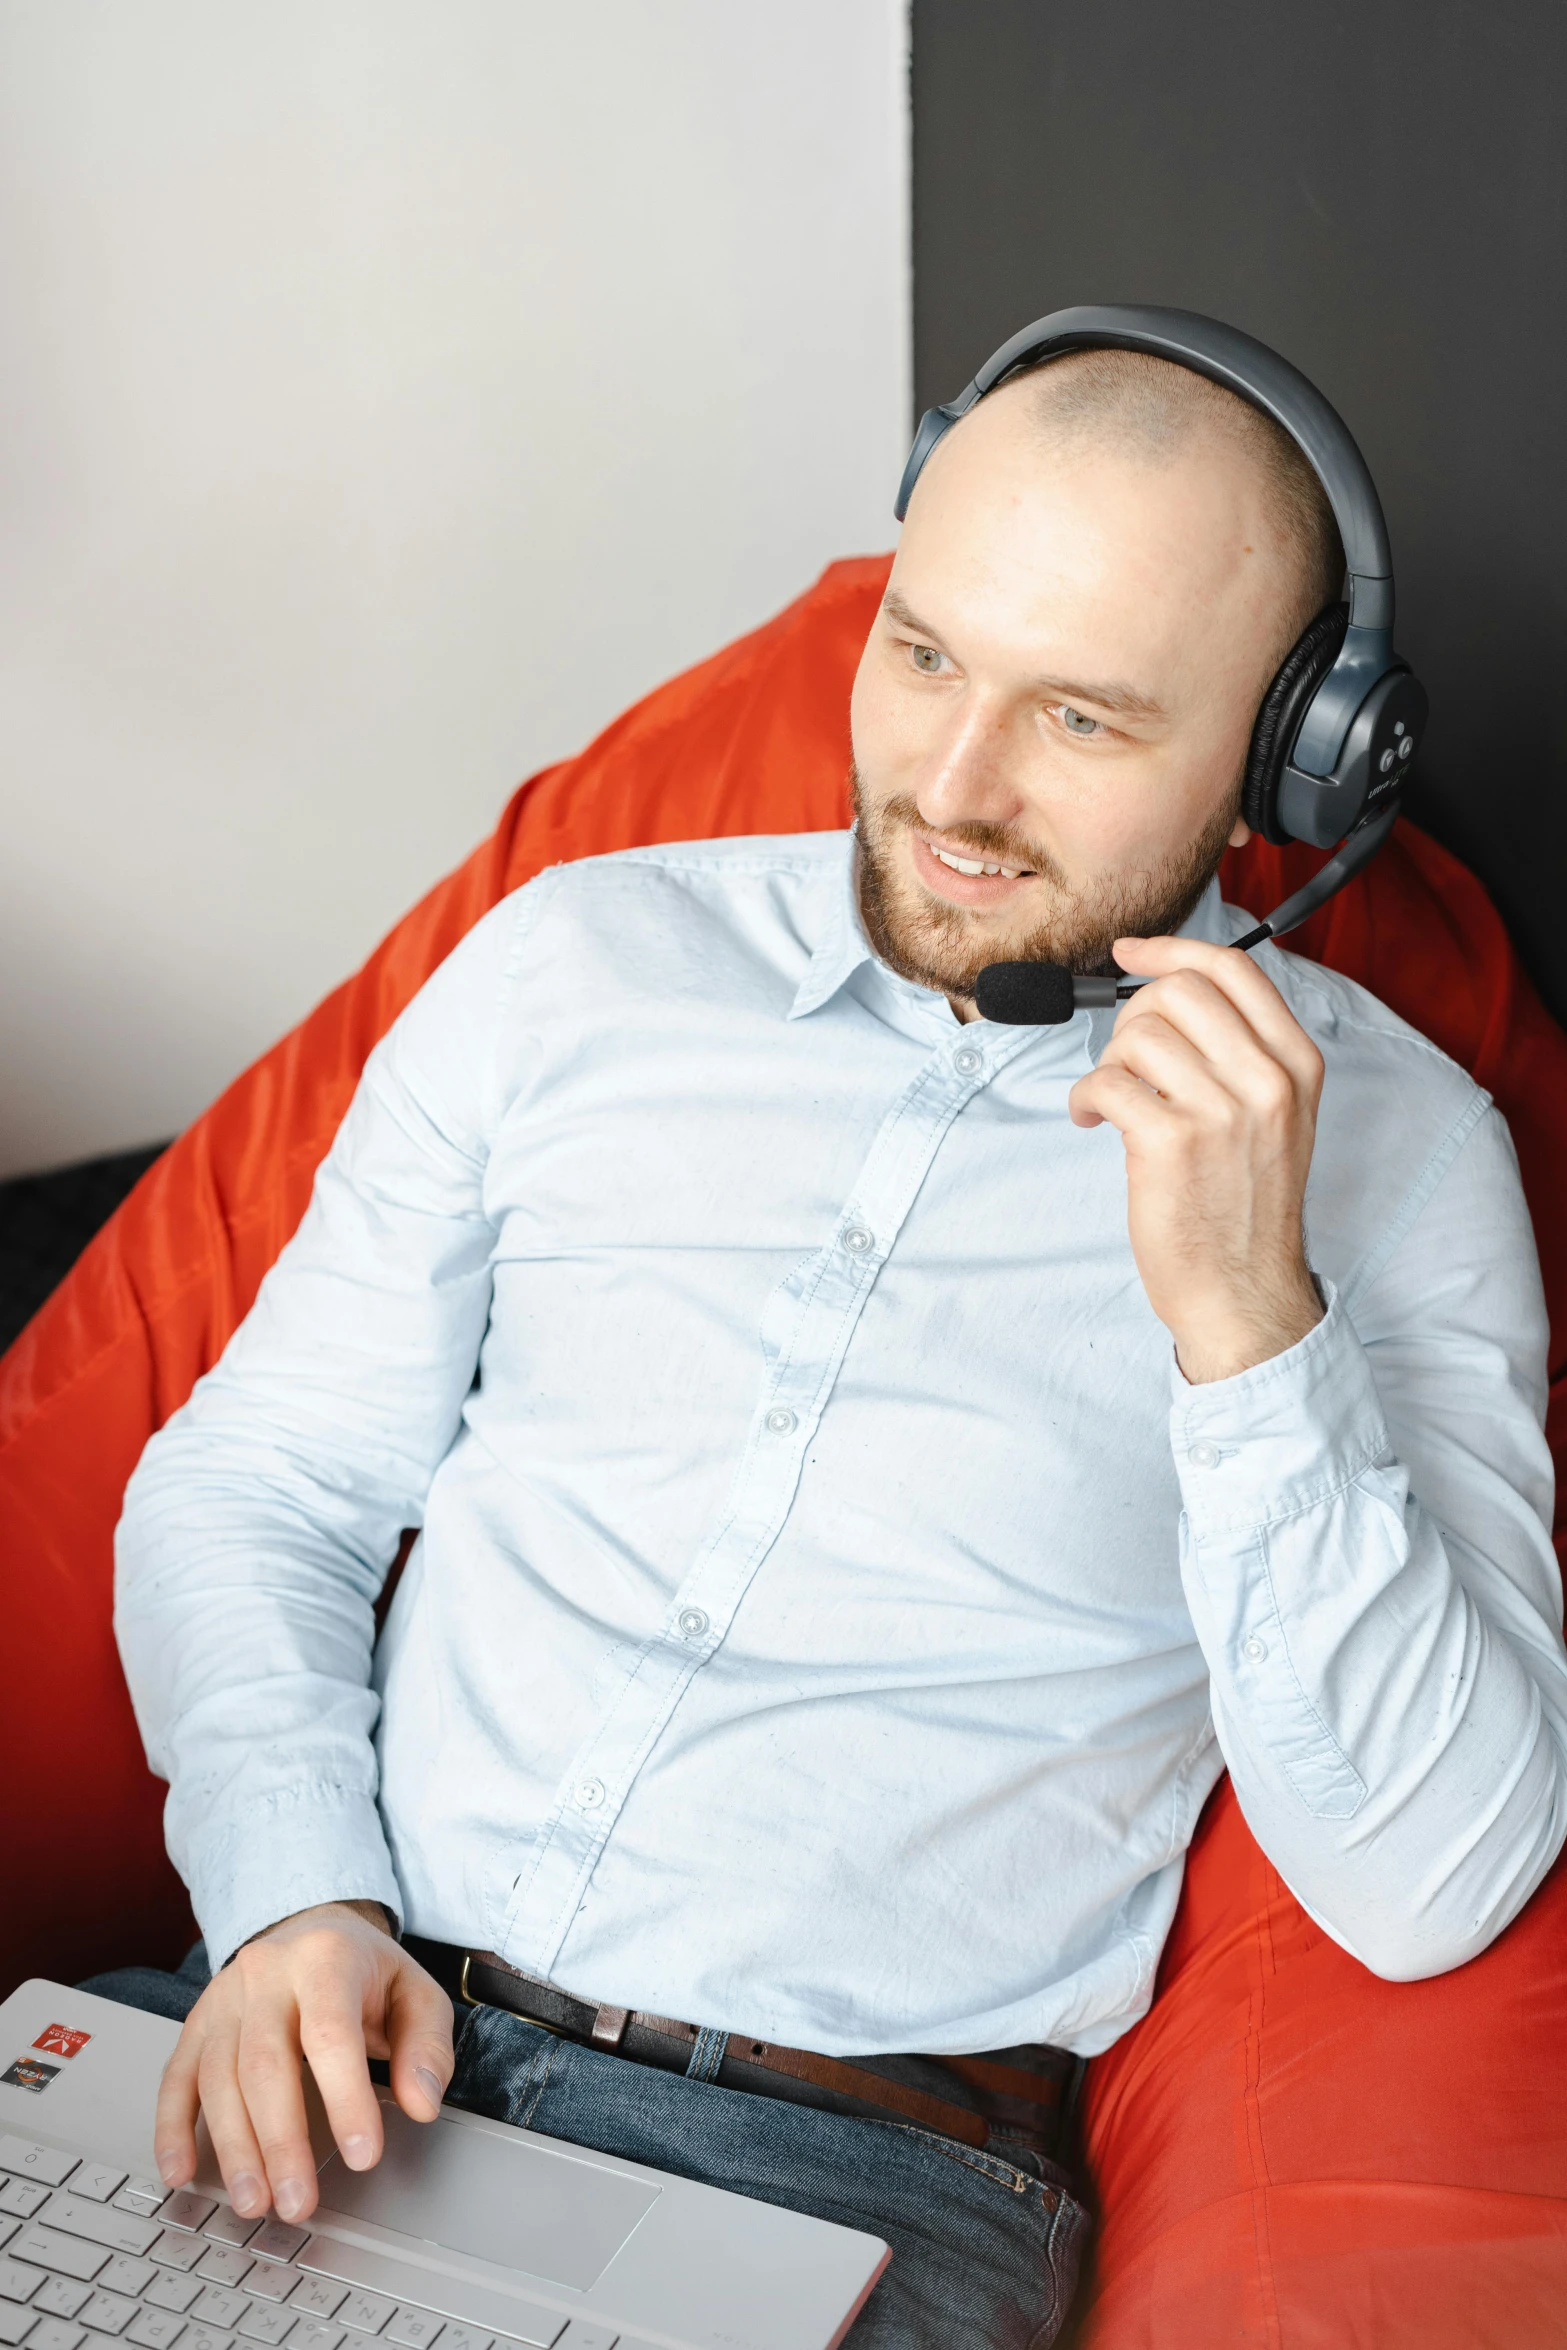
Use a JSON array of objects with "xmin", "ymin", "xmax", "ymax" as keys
[{"xmin": 316, "ymin": 2099, "xmax": 659, "ymax": 2291}]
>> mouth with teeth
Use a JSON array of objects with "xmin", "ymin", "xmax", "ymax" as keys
[{"xmin": 915, "ymin": 830, "xmax": 1039, "ymax": 905}]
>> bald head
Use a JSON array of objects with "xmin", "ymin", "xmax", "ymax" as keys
[
  {"xmin": 1011, "ymin": 347, "xmax": 1345, "ymax": 651},
  {"xmin": 848, "ymin": 334, "xmax": 1348, "ymax": 1001}
]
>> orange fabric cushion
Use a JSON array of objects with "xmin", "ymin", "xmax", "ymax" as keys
[{"xmin": 2, "ymin": 554, "xmax": 1563, "ymax": 2344}]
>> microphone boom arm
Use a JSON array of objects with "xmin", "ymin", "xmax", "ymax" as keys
[{"xmin": 973, "ymin": 797, "xmax": 1401, "ymax": 1025}]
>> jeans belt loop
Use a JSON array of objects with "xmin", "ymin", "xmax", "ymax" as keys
[{"xmin": 685, "ymin": 2024, "xmax": 730, "ymax": 2084}]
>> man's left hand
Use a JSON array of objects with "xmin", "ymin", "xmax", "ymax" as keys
[{"xmin": 1068, "ymin": 936, "xmax": 1325, "ymax": 1384}]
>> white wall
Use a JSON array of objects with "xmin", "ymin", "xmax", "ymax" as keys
[{"xmin": 0, "ymin": 1, "xmax": 909, "ymax": 1177}]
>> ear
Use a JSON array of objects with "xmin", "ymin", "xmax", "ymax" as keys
[{"xmin": 1228, "ymin": 813, "xmax": 1253, "ymax": 848}]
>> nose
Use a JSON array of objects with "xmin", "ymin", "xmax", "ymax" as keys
[{"xmin": 914, "ymin": 696, "xmax": 1029, "ymax": 836}]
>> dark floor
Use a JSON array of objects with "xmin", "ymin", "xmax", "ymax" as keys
[{"xmin": 0, "ymin": 1143, "xmax": 169, "ymax": 1355}]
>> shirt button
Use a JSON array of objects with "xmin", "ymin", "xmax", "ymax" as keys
[
  {"xmin": 1189, "ymin": 1440, "xmax": 1220, "ymax": 1469},
  {"xmin": 952, "ymin": 1046, "xmax": 983, "ymax": 1076},
  {"xmin": 842, "ymin": 1225, "xmax": 875, "ymax": 1256},
  {"xmin": 1242, "ymin": 1636, "xmax": 1268, "ymax": 1663},
  {"xmin": 575, "ymin": 1778, "xmax": 606, "ymax": 1811},
  {"xmin": 677, "ymin": 1607, "xmax": 710, "ymax": 1640},
  {"xmin": 765, "ymin": 1406, "xmax": 798, "ymax": 1435}
]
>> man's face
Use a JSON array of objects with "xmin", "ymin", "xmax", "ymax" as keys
[{"xmin": 849, "ymin": 379, "xmax": 1307, "ymax": 1000}]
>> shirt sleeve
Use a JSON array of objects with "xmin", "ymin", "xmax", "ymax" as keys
[
  {"xmin": 1171, "ymin": 1099, "xmax": 1567, "ymax": 1979},
  {"xmin": 113, "ymin": 887, "xmax": 537, "ymax": 1970}
]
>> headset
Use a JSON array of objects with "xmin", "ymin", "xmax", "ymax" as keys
[{"xmin": 891, "ymin": 305, "xmax": 1428, "ymax": 1025}]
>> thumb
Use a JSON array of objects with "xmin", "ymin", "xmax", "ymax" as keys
[{"xmin": 383, "ymin": 1954, "xmax": 456, "ymax": 2123}]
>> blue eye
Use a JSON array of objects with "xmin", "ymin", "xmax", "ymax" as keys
[{"xmin": 1060, "ymin": 705, "xmax": 1098, "ymax": 736}]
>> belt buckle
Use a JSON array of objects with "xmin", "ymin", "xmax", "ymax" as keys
[{"xmin": 459, "ymin": 1950, "xmax": 613, "ymax": 2051}]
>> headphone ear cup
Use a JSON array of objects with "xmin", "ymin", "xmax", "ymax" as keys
[{"xmin": 1242, "ymin": 602, "xmax": 1349, "ymax": 846}]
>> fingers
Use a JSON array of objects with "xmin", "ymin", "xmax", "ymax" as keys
[
  {"xmin": 1112, "ymin": 935, "xmax": 1324, "ymax": 1091},
  {"xmin": 1101, "ymin": 1010, "xmax": 1298, "ymax": 1143},
  {"xmin": 384, "ymin": 1956, "xmax": 456, "ymax": 2123},
  {"xmin": 290, "ymin": 1925, "xmax": 396, "ymax": 2173},
  {"xmin": 197, "ymin": 2014, "xmax": 279, "ymax": 2220},
  {"xmin": 155, "ymin": 1997, "xmax": 274, "ymax": 2221},
  {"xmin": 151, "ymin": 1902, "xmax": 424, "ymax": 2224},
  {"xmin": 1069, "ymin": 1060, "xmax": 1184, "ymax": 1140},
  {"xmin": 150, "ymin": 1911, "xmax": 451, "ymax": 2226},
  {"xmin": 222, "ymin": 1947, "xmax": 328, "ymax": 2220},
  {"xmin": 153, "ymin": 2028, "xmax": 204, "ymax": 2193}
]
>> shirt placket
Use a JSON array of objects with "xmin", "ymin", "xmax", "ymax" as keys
[{"xmin": 494, "ymin": 1022, "xmax": 1039, "ymax": 1976}]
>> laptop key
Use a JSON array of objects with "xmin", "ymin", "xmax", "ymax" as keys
[
  {"xmin": 192, "ymin": 2260, "xmax": 250, "ymax": 2295},
  {"xmin": 64, "ymin": 2176, "xmax": 125, "ymax": 2211},
  {"xmin": 141, "ymin": 2282, "xmax": 199, "ymax": 2317},
  {"xmin": 240, "ymin": 2233, "xmax": 305, "ymax": 2275},
  {"xmin": 334, "ymin": 2299, "xmax": 393, "ymax": 2340},
  {"xmin": 27, "ymin": 2322, "xmax": 86, "ymax": 2350},
  {"xmin": 31, "ymin": 2286, "xmax": 89, "ymax": 2323},
  {"xmin": 183, "ymin": 2329, "xmax": 236, "ymax": 2350},
  {"xmin": 234, "ymin": 2308, "xmax": 293, "ymax": 2346},
  {"xmin": 286, "ymin": 2325, "xmax": 343, "ymax": 2350},
  {"xmin": 189, "ymin": 2296, "xmax": 246, "ymax": 2333},
  {"xmin": 554, "ymin": 2329, "xmax": 617, "ymax": 2350},
  {"xmin": 0, "ymin": 2190, "xmax": 47, "ymax": 2224},
  {"xmin": 432, "ymin": 2330, "xmax": 489, "ymax": 2350},
  {"xmin": 148, "ymin": 2240, "xmax": 205, "ymax": 2278},
  {"xmin": 0, "ymin": 2307, "xmax": 34, "ymax": 2346},
  {"xmin": 196, "ymin": 2224, "xmax": 255, "ymax": 2259},
  {"xmin": 124, "ymin": 2314, "xmax": 186, "ymax": 2350},
  {"xmin": 280, "ymin": 2290, "xmax": 341, "ymax": 2327},
  {"xmin": 382, "ymin": 2317, "xmax": 440, "ymax": 2350},
  {"xmin": 236, "ymin": 2275, "xmax": 295, "ymax": 2311},
  {"xmin": 152, "ymin": 2207, "xmax": 212, "ymax": 2243},
  {"xmin": 75, "ymin": 2299, "xmax": 135, "ymax": 2338},
  {"xmin": 111, "ymin": 2192, "xmax": 163, "ymax": 2220},
  {"xmin": 14, "ymin": 2234, "xmax": 107, "ymax": 2286},
  {"xmin": 0, "ymin": 2149, "xmax": 77, "ymax": 2192},
  {"xmin": 0, "ymin": 2264, "xmax": 41, "ymax": 2305},
  {"xmin": 93, "ymin": 2272, "xmax": 152, "ymax": 2308},
  {"xmin": 38, "ymin": 2206, "xmax": 159, "ymax": 2263}
]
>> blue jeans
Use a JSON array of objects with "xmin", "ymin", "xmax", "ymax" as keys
[{"xmin": 85, "ymin": 1953, "xmax": 1088, "ymax": 2350}]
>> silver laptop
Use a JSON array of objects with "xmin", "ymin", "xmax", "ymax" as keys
[{"xmin": 0, "ymin": 1982, "xmax": 888, "ymax": 2350}]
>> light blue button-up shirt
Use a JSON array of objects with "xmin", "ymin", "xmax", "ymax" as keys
[{"xmin": 116, "ymin": 831, "xmax": 1567, "ymax": 2057}]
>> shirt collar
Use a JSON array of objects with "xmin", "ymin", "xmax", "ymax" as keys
[
  {"xmin": 787, "ymin": 832, "xmax": 883, "ymax": 1020},
  {"xmin": 786, "ymin": 831, "xmax": 1238, "ymax": 1022}
]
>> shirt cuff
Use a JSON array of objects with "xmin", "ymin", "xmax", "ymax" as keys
[
  {"xmin": 180, "ymin": 1784, "xmax": 405, "ymax": 1973},
  {"xmin": 1168, "ymin": 1283, "xmax": 1392, "ymax": 1541}
]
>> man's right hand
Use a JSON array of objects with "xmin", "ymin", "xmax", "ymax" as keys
[{"xmin": 154, "ymin": 1901, "xmax": 456, "ymax": 2223}]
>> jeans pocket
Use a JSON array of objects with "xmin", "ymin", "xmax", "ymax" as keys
[
  {"xmin": 876, "ymin": 2120, "xmax": 1058, "ymax": 2207},
  {"xmin": 859, "ymin": 2124, "xmax": 1090, "ymax": 2340}
]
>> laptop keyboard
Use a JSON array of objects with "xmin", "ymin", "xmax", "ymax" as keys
[{"xmin": 0, "ymin": 2139, "xmax": 621, "ymax": 2350}]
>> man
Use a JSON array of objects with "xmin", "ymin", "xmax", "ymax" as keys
[{"xmin": 112, "ymin": 347, "xmax": 1567, "ymax": 2348}]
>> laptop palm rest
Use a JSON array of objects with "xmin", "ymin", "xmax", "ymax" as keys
[{"xmin": 315, "ymin": 2097, "xmax": 659, "ymax": 2292}]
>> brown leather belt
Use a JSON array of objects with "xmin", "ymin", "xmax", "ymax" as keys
[{"xmin": 409, "ymin": 1941, "xmax": 1073, "ymax": 2156}]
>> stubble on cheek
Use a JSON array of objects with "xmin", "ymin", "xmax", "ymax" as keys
[{"xmin": 850, "ymin": 767, "xmax": 1240, "ymax": 999}]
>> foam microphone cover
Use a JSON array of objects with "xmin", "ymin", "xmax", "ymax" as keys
[{"xmin": 973, "ymin": 960, "xmax": 1078, "ymax": 1025}]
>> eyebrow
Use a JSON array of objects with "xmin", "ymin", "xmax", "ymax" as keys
[{"xmin": 880, "ymin": 590, "xmax": 1166, "ymax": 721}]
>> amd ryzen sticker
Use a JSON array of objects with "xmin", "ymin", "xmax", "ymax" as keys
[
  {"xmin": 32, "ymin": 2025, "xmax": 92, "ymax": 2060},
  {"xmin": 1, "ymin": 2058, "xmax": 59, "ymax": 2094}
]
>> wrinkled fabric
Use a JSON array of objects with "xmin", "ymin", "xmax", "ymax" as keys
[
  {"xmin": 115, "ymin": 836, "xmax": 1563, "ymax": 2048},
  {"xmin": 5, "ymin": 554, "xmax": 1567, "ymax": 2346}
]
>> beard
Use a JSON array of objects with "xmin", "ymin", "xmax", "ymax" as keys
[{"xmin": 851, "ymin": 766, "xmax": 1240, "ymax": 1001}]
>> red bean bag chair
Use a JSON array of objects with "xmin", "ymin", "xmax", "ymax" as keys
[{"xmin": 2, "ymin": 555, "xmax": 1564, "ymax": 2347}]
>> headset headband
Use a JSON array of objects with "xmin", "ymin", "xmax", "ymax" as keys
[{"xmin": 895, "ymin": 303, "xmax": 1395, "ymax": 779}]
